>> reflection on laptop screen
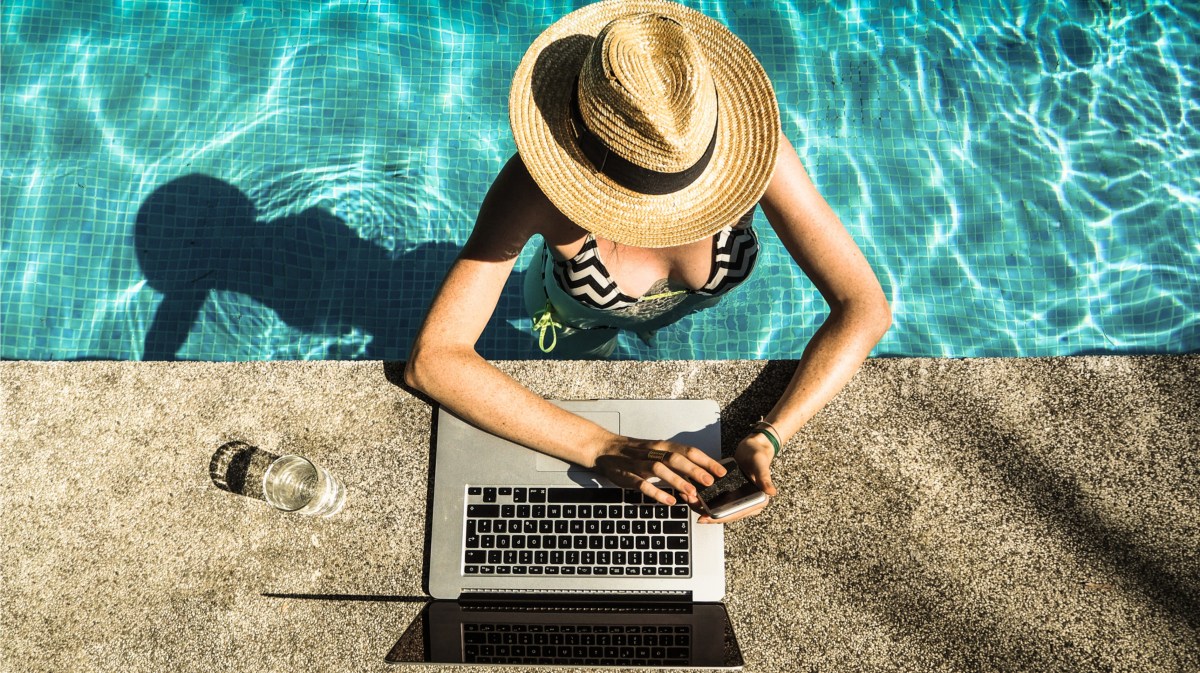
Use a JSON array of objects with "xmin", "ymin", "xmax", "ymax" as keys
[{"xmin": 386, "ymin": 600, "xmax": 744, "ymax": 669}]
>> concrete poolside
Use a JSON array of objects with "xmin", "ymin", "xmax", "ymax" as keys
[{"xmin": 1, "ymin": 356, "xmax": 1197, "ymax": 673}]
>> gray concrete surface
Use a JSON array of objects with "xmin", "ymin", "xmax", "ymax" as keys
[{"xmin": 1, "ymin": 356, "xmax": 1197, "ymax": 673}]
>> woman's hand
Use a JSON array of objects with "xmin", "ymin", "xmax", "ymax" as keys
[
  {"xmin": 592, "ymin": 438, "xmax": 727, "ymax": 507},
  {"xmin": 696, "ymin": 433, "xmax": 778, "ymax": 524}
]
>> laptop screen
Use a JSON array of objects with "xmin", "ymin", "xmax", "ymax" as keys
[{"xmin": 386, "ymin": 600, "xmax": 744, "ymax": 669}]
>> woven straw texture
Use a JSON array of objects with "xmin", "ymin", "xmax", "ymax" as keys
[{"xmin": 510, "ymin": 0, "xmax": 780, "ymax": 248}]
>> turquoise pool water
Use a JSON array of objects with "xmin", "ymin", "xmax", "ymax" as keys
[{"xmin": 2, "ymin": 0, "xmax": 1197, "ymax": 360}]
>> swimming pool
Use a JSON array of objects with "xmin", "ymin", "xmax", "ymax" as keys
[{"xmin": 2, "ymin": 0, "xmax": 1197, "ymax": 360}]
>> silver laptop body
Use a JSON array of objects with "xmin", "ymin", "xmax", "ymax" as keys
[{"xmin": 427, "ymin": 399, "xmax": 725, "ymax": 601}]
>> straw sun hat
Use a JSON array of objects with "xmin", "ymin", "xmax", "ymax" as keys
[{"xmin": 509, "ymin": 0, "xmax": 780, "ymax": 248}]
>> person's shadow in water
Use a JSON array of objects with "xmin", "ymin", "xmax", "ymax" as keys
[{"xmin": 134, "ymin": 174, "xmax": 532, "ymax": 360}]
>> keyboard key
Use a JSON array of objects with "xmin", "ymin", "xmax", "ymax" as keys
[
  {"xmin": 550, "ymin": 488, "xmax": 623, "ymax": 503},
  {"xmin": 468, "ymin": 504, "xmax": 500, "ymax": 518},
  {"xmin": 468, "ymin": 486, "xmax": 482, "ymax": 496},
  {"xmin": 667, "ymin": 536, "xmax": 688, "ymax": 549},
  {"xmin": 483, "ymin": 488, "xmax": 497, "ymax": 503}
]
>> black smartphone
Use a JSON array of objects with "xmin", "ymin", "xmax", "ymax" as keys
[{"xmin": 695, "ymin": 457, "xmax": 767, "ymax": 519}]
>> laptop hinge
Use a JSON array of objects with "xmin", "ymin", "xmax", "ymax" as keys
[{"xmin": 458, "ymin": 590, "xmax": 693, "ymax": 608}]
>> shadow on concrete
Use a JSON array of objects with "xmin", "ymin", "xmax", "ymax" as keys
[
  {"xmin": 823, "ymin": 363, "xmax": 1199, "ymax": 668},
  {"xmin": 209, "ymin": 440, "xmax": 275, "ymax": 502},
  {"xmin": 720, "ymin": 361, "xmax": 797, "ymax": 454},
  {"xmin": 261, "ymin": 593, "xmax": 428, "ymax": 603},
  {"xmin": 134, "ymin": 174, "xmax": 531, "ymax": 361},
  {"xmin": 973, "ymin": 429, "xmax": 1200, "ymax": 631}
]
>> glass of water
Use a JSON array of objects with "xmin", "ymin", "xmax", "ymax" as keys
[{"xmin": 262, "ymin": 454, "xmax": 346, "ymax": 517}]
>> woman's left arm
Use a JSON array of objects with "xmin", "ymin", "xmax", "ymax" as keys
[{"xmin": 705, "ymin": 133, "xmax": 891, "ymax": 523}]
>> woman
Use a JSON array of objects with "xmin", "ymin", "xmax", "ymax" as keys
[{"xmin": 406, "ymin": 0, "xmax": 890, "ymax": 522}]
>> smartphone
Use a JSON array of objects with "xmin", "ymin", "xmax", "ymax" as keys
[{"xmin": 695, "ymin": 457, "xmax": 767, "ymax": 519}]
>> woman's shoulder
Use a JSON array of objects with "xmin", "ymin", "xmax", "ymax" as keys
[{"xmin": 492, "ymin": 154, "xmax": 585, "ymax": 245}]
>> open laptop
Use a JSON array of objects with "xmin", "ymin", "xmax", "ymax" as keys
[{"xmin": 386, "ymin": 399, "xmax": 743, "ymax": 669}]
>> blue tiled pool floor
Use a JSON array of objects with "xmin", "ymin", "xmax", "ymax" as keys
[{"xmin": 2, "ymin": 1, "xmax": 1197, "ymax": 360}]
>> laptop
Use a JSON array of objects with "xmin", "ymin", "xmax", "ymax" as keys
[{"xmin": 386, "ymin": 399, "xmax": 744, "ymax": 669}]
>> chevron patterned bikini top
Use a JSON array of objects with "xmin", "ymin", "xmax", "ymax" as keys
[{"xmin": 552, "ymin": 212, "xmax": 760, "ymax": 312}]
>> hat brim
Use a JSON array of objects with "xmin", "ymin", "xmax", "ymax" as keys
[{"xmin": 510, "ymin": 0, "xmax": 780, "ymax": 248}]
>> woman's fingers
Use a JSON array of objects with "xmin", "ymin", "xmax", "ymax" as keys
[{"xmin": 600, "ymin": 439, "xmax": 729, "ymax": 506}]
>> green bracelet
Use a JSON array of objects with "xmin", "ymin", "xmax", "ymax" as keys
[{"xmin": 750, "ymin": 421, "xmax": 781, "ymax": 456}]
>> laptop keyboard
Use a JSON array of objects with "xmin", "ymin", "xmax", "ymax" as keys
[
  {"xmin": 462, "ymin": 486, "xmax": 691, "ymax": 577},
  {"xmin": 462, "ymin": 622, "xmax": 691, "ymax": 666}
]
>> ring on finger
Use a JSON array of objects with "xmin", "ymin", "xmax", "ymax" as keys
[{"xmin": 646, "ymin": 448, "xmax": 670, "ymax": 462}]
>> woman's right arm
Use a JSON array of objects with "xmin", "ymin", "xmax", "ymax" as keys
[{"xmin": 403, "ymin": 156, "xmax": 722, "ymax": 504}]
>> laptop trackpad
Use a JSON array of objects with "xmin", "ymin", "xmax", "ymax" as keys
[{"xmin": 535, "ymin": 411, "xmax": 620, "ymax": 472}]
